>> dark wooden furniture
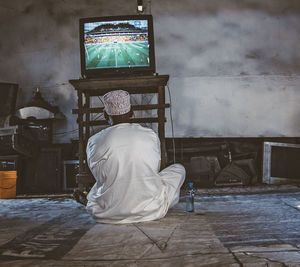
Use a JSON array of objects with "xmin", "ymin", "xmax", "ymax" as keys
[
  {"xmin": 20, "ymin": 147, "xmax": 62, "ymax": 194},
  {"xmin": 70, "ymin": 75, "xmax": 170, "ymax": 189}
]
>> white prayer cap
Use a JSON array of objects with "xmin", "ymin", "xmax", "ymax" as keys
[{"xmin": 103, "ymin": 90, "xmax": 131, "ymax": 116}]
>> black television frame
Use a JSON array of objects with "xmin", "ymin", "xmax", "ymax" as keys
[
  {"xmin": 263, "ymin": 141, "xmax": 300, "ymax": 184},
  {"xmin": 79, "ymin": 14, "xmax": 156, "ymax": 78}
]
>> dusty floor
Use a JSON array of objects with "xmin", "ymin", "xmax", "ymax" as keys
[{"xmin": 0, "ymin": 186, "xmax": 300, "ymax": 266}]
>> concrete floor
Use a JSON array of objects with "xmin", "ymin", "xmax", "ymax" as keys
[{"xmin": 0, "ymin": 187, "xmax": 300, "ymax": 266}]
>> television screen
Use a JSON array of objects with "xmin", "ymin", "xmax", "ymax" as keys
[{"xmin": 79, "ymin": 15, "xmax": 156, "ymax": 78}]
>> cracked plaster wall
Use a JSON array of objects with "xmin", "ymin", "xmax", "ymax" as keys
[{"xmin": 0, "ymin": 0, "xmax": 300, "ymax": 141}]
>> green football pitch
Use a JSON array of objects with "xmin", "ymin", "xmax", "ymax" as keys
[{"xmin": 85, "ymin": 42, "xmax": 149, "ymax": 69}]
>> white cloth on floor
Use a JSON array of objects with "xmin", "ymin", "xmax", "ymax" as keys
[{"xmin": 86, "ymin": 123, "xmax": 185, "ymax": 224}]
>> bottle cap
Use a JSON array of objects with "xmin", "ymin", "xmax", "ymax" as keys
[{"xmin": 188, "ymin": 182, "xmax": 194, "ymax": 187}]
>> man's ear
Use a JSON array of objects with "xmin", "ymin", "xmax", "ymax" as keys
[{"xmin": 129, "ymin": 108, "xmax": 134, "ymax": 118}]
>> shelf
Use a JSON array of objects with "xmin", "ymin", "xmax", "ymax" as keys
[
  {"xmin": 70, "ymin": 74, "xmax": 169, "ymax": 187},
  {"xmin": 72, "ymin": 104, "xmax": 170, "ymax": 114}
]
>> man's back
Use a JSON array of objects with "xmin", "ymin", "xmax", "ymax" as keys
[{"xmin": 86, "ymin": 123, "xmax": 169, "ymax": 224}]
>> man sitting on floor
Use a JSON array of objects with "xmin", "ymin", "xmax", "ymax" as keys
[{"xmin": 85, "ymin": 90, "xmax": 185, "ymax": 224}]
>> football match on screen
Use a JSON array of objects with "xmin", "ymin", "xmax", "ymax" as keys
[{"xmin": 84, "ymin": 20, "xmax": 150, "ymax": 69}]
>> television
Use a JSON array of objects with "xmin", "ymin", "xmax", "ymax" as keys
[
  {"xmin": 263, "ymin": 142, "xmax": 300, "ymax": 184},
  {"xmin": 79, "ymin": 15, "xmax": 156, "ymax": 78}
]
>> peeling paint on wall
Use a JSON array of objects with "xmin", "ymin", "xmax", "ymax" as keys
[
  {"xmin": 166, "ymin": 76, "xmax": 300, "ymax": 137},
  {"xmin": 154, "ymin": 11, "xmax": 300, "ymax": 77},
  {"xmin": 0, "ymin": 0, "xmax": 300, "ymax": 141}
]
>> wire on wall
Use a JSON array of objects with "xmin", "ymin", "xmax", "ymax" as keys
[
  {"xmin": 167, "ymin": 84, "xmax": 176, "ymax": 164},
  {"xmin": 97, "ymin": 96, "xmax": 104, "ymax": 106}
]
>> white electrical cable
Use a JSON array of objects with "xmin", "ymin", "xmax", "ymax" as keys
[{"xmin": 167, "ymin": 84, "xmax": 176, "ymax": 164}]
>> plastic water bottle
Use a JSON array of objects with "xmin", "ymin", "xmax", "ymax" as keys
[
  {"xmin": 228, "ymin": 151, "xmax": 232, "ymax": 163},
  {"xmin": 186, "ymin": 182, "xmax": 195, "ymax": 212}
]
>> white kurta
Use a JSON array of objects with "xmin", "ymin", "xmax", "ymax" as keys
[{"xmin": 86, "ymin": 123, "xmax": 185, "ymax": 224}]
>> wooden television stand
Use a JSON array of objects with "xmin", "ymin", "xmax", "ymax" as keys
[{"xmin": 70, "ymin": 74, "xmax": 170, "ymax": 189}]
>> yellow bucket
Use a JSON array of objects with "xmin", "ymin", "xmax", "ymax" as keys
[{"xmin": 0, "ymin": 171, "xmax": 17, "ymax": 199}]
